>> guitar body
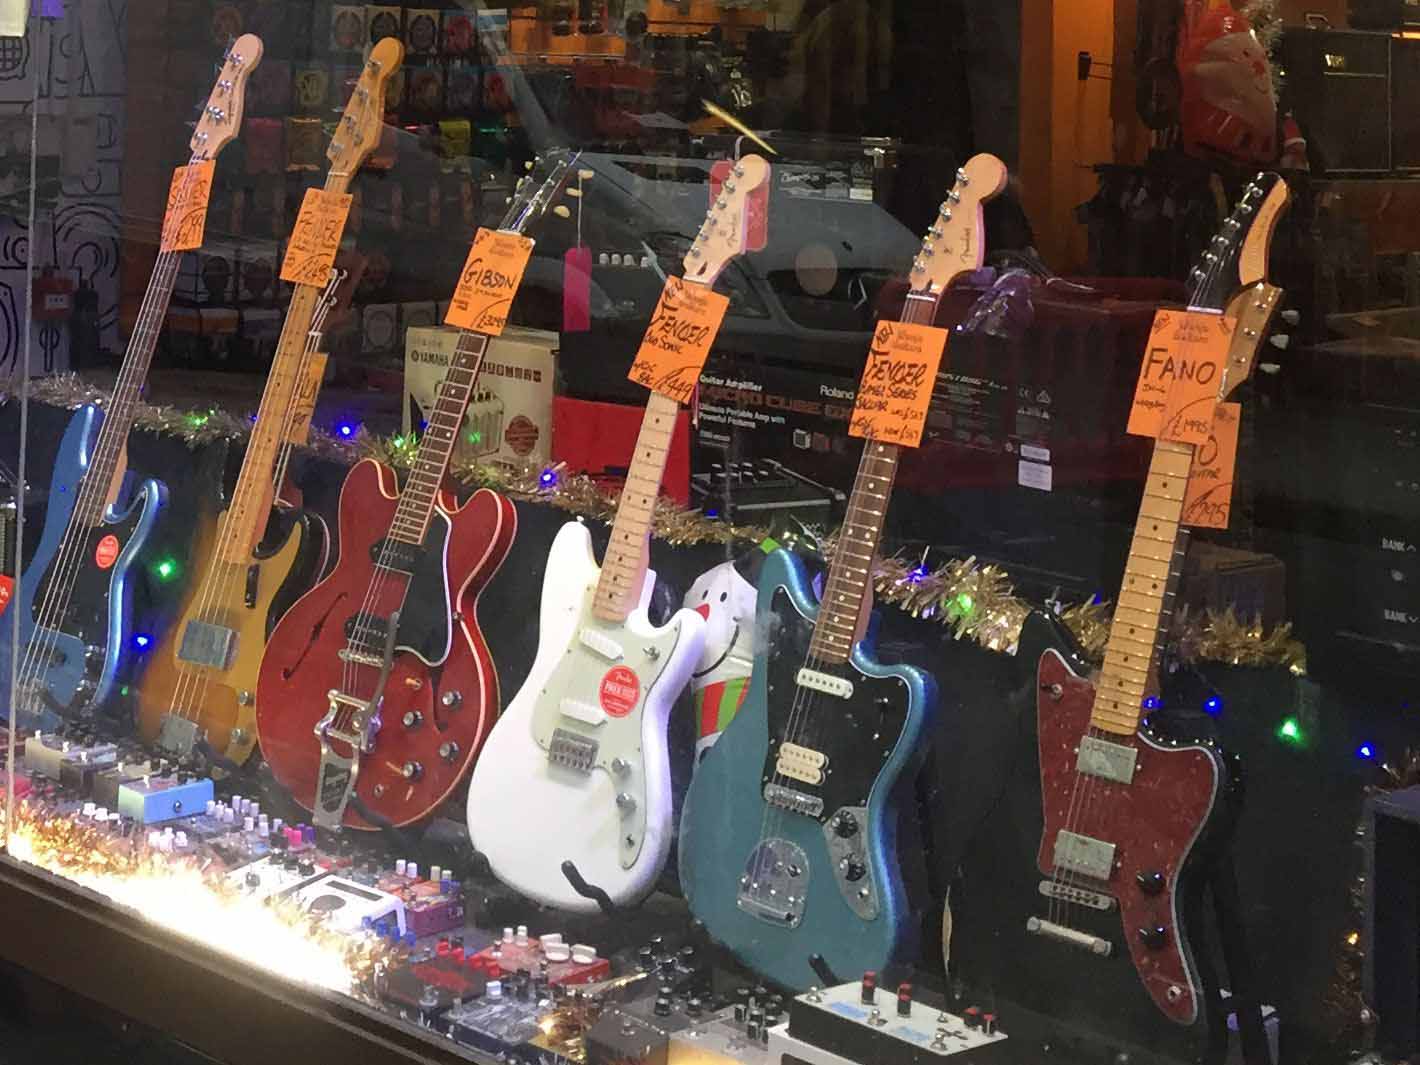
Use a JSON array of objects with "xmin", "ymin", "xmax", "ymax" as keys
[
  {"xmin": 136, "ymin": 503, "xmax": 327, "ymax": 764},
  {"xmin": 467, "ymin": 520, "xmax": 706, "ymax": 911},
  {"xmin": 256, "ymin": 459, "xmax": 514, "ymax": 828},
  {"xmin": 2, "ymin": 406, "xmax": 165, "ymax": 730},
  {"xmin": 679, "ymin": 547, "xmax": 937, "ymax": 991}
]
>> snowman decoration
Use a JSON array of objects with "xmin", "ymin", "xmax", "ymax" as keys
[{"xmin": 683, "ymin": 558, "xmax": 760, "ymax": 768}]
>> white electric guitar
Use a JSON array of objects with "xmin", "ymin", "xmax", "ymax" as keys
[{"xmin": 468, "ymin": 155, "xmax": 772, "ymax": 911}]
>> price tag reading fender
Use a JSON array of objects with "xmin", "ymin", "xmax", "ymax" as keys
[
  {"xmin": 284, "ymin": 352, "xmax": 330, "ymax": 446},
  {"xmin": 159, "ymin": 161, "xmax": 216, "ymax": 253},
  {"xmin": 1126, "ymin": 310, "xmax": 1234, "ymax": 445},
  {"xmin": 627, "ymin": 277, "xmax": 729, "ymax": 405},
  {"xmin": 445, "ymin": 228, "xmax": 535, "ymax": 337},
  {"xmin": 280, "ymin": 189, "xmax": 353, "ymax": 287},
  {"xmin": 1182, "ymin": 401, "xmax": 1240, "ymax": 530},
  {"xmin": 848, "ymin": 320, "xmax": 949, "ymax": 448}
]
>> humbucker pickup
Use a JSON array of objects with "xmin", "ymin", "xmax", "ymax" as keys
[
  {"xmin": 577, "ymin": 628, "xmax": 624, "ymax": 663},
  {"xmin": 775, "ymin": 742, "xmax": 827, "ymax": 785},
  {"xmin": 1076, "ymin": 735, "xmax": 1138, "ymax": 785},
  {"xmin": 549, "ymin": 728, "xmax": 598, "ymax": 772},
  {"xmin": 764, "ymin": 782, "xmax": 824, "ymax": 817},
  {"xmin": 796, "ymin": 668, "xmax": 853, "ymax": 699},
  {"xmin": 369, "ymin": 538, "xmax": 422, "ymax": 575},
  {"xmin": 343, "ymin": 613, "xmax": 391, "ymax": 659},
  {"xmin": 1053, "ymin": 830, "xmax": 1116, "ymax": 881},
  {"xmin": 177, "ymin": 621, "xmax": 238, "ymax": 671}
]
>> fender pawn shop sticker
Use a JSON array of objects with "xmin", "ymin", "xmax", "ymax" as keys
[
  {"xmin": 848, "ymin": 320, "xmax": 949, "ymax": 449},
  {"xmin": 159, "ymin": 161, "xmax": 216, "ymax": 253},
  {"xmin": 627, "ymin": 277, "xmax": 730, "ymax": 405},
  {"xmin": 94, "ymin": 534, "xmax": 121, "ymax": 570},
  {"xmin": 280, "ymin": 189, "xmax": 354, "ymax": 288},
  {"xmin": 599, "ymin": 666, "xmax": 641, "ymax": 718},
  {"xmin": 1182, "ymin": 401, "xmax": 1240, "ymax": 530},
  {"xmin": 445, "ymin": 228, "xmax": 535, "ymax": 337},
  {"xmin": 1126, "ymin": 310, "xmax": 1234, "ymax": 446}
]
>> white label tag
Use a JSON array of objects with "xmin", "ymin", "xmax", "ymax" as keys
[
  {"xmin": 1021, "ymin": 444, "xmax": 1051, "ymax": 463},
  {"xmin": 1018, "ymin": 459, "xmax": 1053, "ymax": 492}
]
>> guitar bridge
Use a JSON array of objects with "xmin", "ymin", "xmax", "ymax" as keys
[
  {"xmin": 548, "ymin": 728, "xmax": 598, "ymax": 772},
  {"xmin": 763, "ymin": 782, "xmax": 823, "ymax": 818},
  {"xmin": 155, "ymin": 714, "xmax": 202, "ymax": 757},
  {"xmin": 1038, "ymin": 879, "xmax": 1116, "ymax": 911},
  {"xmin": 736, "ymin": 838, "xmax": 808, "ymax": 928}
]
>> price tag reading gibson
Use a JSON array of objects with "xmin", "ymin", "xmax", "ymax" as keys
[
  {"xmin": 627, "ymin": 277, "xmax": 729, "ymax": 405},
  {"xmin": 1182, "ymin": 401, "xmax": 1240, "ymax": 530},
  {"xmin": 444, "ymin": 228, "xmax": 535, "ymax": 337},
  {"xmin": 1126, "ymin": 310, "xmax": 1234, "ymax": 446},
  {"xmin": 280, "ymin": 189, "xmax": 353, "ymax": 287},
  {"xmin": 159, "ymin": 161, "xmax": 216, "ymax": 253},
  {"xmin": 848, "ymin": 320, "xmax": 949, "ymax": 448}
]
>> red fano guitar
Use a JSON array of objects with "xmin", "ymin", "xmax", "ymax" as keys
[
  {"xmin": 256, "ymin": 156, "xmax": 573, "ymax": 829},
  {"xmin": 1028, "ymin": 173, "xmax": 1289, "ymax": 1024}
]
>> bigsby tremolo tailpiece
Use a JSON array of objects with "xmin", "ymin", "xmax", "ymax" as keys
[{"xmin": 313, "ymin": 610, "xmax": 399, "ymax": 829}]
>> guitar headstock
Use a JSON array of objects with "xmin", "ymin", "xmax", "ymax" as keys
[
  {"xmin": 499, "ymin": 151, "xmax": 579, "ymax": 236},
  {"xmin": 683, "ymin": 154, "xmax": 772, "ymax": 285},
  {"xmin": 909, "ymin": 153, "xmax": 1009, "ymax": 298},
  {"xmin": 1189, "ymin": 172, "xmax": 1290, "ymax": 312},
  {"xmin": 190, "ymin": 34, "xmax": 264, "ymax": 160},
  {"xmin": 326, "ymin": 38, "xmax": 405, "ymax": 176}
]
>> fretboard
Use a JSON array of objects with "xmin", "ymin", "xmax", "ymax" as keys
[
  {"xmin": 593, "ymin": 389, "xmax": 680, "ymax": 624},
  {"xmin": 388, "ymin": 330, "xmax": 490, "ymax": 546},
  {"xmin": 808, "ymin": 292, "xmax": 939, "ymax": 664},
  {"xmin": 1090, "ymin": 437, "xmax": 1193, "ymax": 735}
]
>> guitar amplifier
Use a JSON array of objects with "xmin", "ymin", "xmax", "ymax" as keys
[
  {"xmin": 1363, "ymin": 786, "xmax": 1420, "ymax": 1055},
  {"xmin": 1391, "ymin": 38, "xmax": 1420, "ymax": 170},
  {"xmin": 1281, "ymin": 29, "xmax": 1392, "ymax": 173},
  {"xmin": 1349, "ymin": 0, "xmax": 1420, "ymax": 29}
]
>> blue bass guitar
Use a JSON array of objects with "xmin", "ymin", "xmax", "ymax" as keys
[{"xmin": 2, "ymin": 406, "xmax": 165, "ymax": 731}]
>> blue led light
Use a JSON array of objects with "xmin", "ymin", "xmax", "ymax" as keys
[
  {"xmin": 907, "ymin": 566, "xmax": 929, "ymax": 584},
  {"xmin": 337, "ymin": 422, "xmax": 356, "ymax": 438},
  {"xmin": 134, "ymin": 634, "xmax": 151, "ymax": 650},
  {"xmin": 539, "ymin": 467, "xmax": 559, "ymax": 488},
  {"xmin": 1357, "ymin": 743, "xmax": 1376, "ymax": 760},
  {"xmin": 1203, "ymin": 696, "xmax": 1222, "ymax": 715},
  {"xmin": 1141, "ymin": 695, "xmax": 1162, "ymax": 710}
]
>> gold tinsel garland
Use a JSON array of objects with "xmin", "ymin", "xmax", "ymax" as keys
[{"xmin": 9, "ymin": 377, "xmax": 1307, "ymax": 672}]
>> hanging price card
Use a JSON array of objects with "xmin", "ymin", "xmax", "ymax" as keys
[
  {"xmin": 280, "ymin": 189, "xmax": 353, "ymax": 287},
  {"xmin": 284, "ymin": 352, "xmax": 330, "ymax": 446},
  {"xmin": 444, "ymin": 228, "xmax": 535, "ymax": 337},
  {"xmin": 1126, "ymin": 309, "xmax": 1234, "ymax": 446},
  {"xmin": 847, "ymin": 320, "xmax": 949, "ymax": 448},
  {"xmin": 1182, "ymin": 400, "xmax": 1240, "ymax": 530},
  {"xmin": 159, "ymin": 161, "xmax": 216, "ymax": 253},
  {"xmin": 627, "ymin": 277, "xmax": 730, "ymax": 405}
]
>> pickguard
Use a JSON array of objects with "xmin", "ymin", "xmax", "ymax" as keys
[
  {"xmin": 529, "ymin": 584, "xmax": 684, "ymax": 869},
  {"xmin": 389, "ymin": 513, "xmax": 453, "ymax": 665}
]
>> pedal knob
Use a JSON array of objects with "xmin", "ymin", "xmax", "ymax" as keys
[
  {"xmin": 860, "ymin": 971, "xmax": 877, "ymax": 1004},
  {"xmin": 896, "ymin": 982, "xmax": 913, "ymax": 1016},
  {"xmin": 1136, "ymin": 870, "xmax": 1165, "ymax": 895},
  {"xmin": 402, "ymin": 761, "xmax": 423, "ymax": 780},
  {"xmin": 964, "ymin": 1006, "xmax": 982, "ymax": 1029},
  {"xmin": 833, "ymin": 811, "xmax": 859, "ymax": 838},
  {"xmin": 982, "ymin": 1011, "xmax": 999, "ymax": 1036},
  {"xmin": 654, "ymin": 996, "xmax": 672, "ymax": 1017},
  {"xmin": 844, "ymin": 860, "xmax": 867, "ymax": 882},
  {"xmin": 1139, "ymin": 924, "xmax": 1169, "ymax": 949}
]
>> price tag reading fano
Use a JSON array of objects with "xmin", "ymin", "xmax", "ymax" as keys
[
  {"xmin": 1182, "ymin": 401, "xmax": 1241, "ymax": 530},
  {"xmin": 1126, "ymin": 310, "xmax": 1233, "ymax": 446},
  {"xmin": 280, "ymin": 189, "xmax": 353, "ymax": 287},
  {"xmin": 627, "ymin": 277, "xmax": 729, "ymax": 405},
  {"xmin": 848, "ymin": 320, "xmax": 949, "ymax": 449},
  {"xmin": 444, "ymin": 228, "xmax": 535, "ymax": 337},
  {"xmin": 159, "ymin": 161, "xmax": 217, "ymax": 253}
]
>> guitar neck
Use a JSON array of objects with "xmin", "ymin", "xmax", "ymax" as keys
[
  {"xmin": 388, "ymin": 330, "xmax": 491, "ymax": 546},
  {"xmin": 1091, "ymin": 437, "xmax": 1193, "ymax": 735},
  {"xmin": 807, "ymin": 291, "xmax": 941, "ymax": 664}
]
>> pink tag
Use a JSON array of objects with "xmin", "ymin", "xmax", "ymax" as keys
[{"xmin": 563, "ymin": 245, "xmax": 592, "ymax": 333}]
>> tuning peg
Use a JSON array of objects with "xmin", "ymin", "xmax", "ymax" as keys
[
  {"xmin": 938, "ymin": 206, "xmax": 952, "ymax": 221},
  {"xmin": 1280, "ymin": 309, "xmax": 1300, "ymax": 325},
  {"xmin": 946, "ymin": 189, "xmax": 961, "ymax": 204},
  {"xmin": 1269, "ymin": 334, "xmax": 1291, "ymax": 351},
  {"xmin": 553, "ymin": 205, "xmax": 571, "ymax": 219},
  {"xmin": 955, "ymin": 167, "xmax": 969, "ymax": 185}
]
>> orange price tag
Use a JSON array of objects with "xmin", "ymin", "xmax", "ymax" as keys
[
  {"xmin": 159, "ymin": 161, "xmax": 216, "ymax": 253},
  {"xmin": 627, "ymin": 277, "xmax": 730, "ymax": 405},
  {"xmin": 284, "ymin": 352, "xmax": 330, "ymax": 446},
  {"xmin": 848, "ymin": 320, "xmax": 949, "ymax": 449},
  {"xmin": 280, "ymin": 189, "xmax": 353, "ymax": 287},
  {"xmin": 444, "ymin": 228, "xmax": 535, "ymax": 337},
  {"xmin": 1182, "ymin": 401, "xmax": 1240, "ymax": 530},
  {"xmin": 1126, "ymin": 310, "xmax": 1234, "ymax": 446}
]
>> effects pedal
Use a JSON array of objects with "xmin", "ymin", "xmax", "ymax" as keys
[
  {"xmin": 24, "ymin": 733, "xmax": 117, "ymax": 781},
  {"xmin": 471, "ymin": 926, "xmax": 610, "ymax": 987},
  {"xmin": 668, "ymin": 1005, "xmax": 776, "ymax": 1065},
  {"xmin": 227, "ymin": 853, "xmax": 328, "ymax": 902},
  {"xmin": 383, "ymin": 937, "xmax": 488, "ymax": 1019},
  {"xmin": 92, "ymin": 755, "xmax": 159, "ymax": 809},
  {"xmin": 291, "ymin": 872, "xmax": 407, "ymax": 937},
  {"xmin": 117, "ymin": 771, "xmax": 214, "ymax": 824},
  {"xmin": 773, "ymin": 976, "xmax": 1008, "ymax": 1063}
]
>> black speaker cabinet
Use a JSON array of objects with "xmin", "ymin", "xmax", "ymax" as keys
[
  {"xmin": 1349, "ymin": 0, "xmax": 1420, "ymax": 30},
  {"xmin": 1282, "ymin": 29, "xmax": 1391, "ymax": 173},
  {"xmin": 1392, "ymin": 37, "xmax": 1420, "ymax": 169},
  {"xmin": 1363, "ymin": 786, "xmax": 1420, "ymax": 1056}
]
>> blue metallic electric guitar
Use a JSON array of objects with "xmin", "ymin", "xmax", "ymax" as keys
[
  {"xmin": 2, "ymin": 40, "xmax": 263, "ymax": 730},
  {"xmin": 679, "ymin": 155, "xmax": 1008, "ymax": 990}
]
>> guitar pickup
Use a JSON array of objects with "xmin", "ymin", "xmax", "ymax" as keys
[
  {"xmin": 177, "ymin": 621, "xmax": 238, "ymax": 670},
  {"xmin": 1076, "ymin": 735, "xmax": 1138, "ymax": 784},
  {"xmin": 559, "ymin": 698, "xmax": 607, "ymax": 726},
  {"xmin": 796, "ymin": 668, "xmax": 853, "ymax": 699},
  {"xmin": 577, "ymin": 628, "xmax": 624, "ymax": 662},
  {"xmin": 1053, "ymin": 830, "xmax": 1116, "ymax": 881},
  {"xmin": 369, "ymin": 538, "xmax": 422, "ymax": 575},
  {"xmin": 775, "ymin": 742, "xmax": 826, "ymax": 785},
  {"xmin": 548, "ymin": 728, "xmax": 598, "ymax": 772}
]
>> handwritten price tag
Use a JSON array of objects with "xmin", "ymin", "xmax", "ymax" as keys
[
  {"xmin": 159, "ymin": 161, "xmax": 216, "ymax": 253},
  {"xmin": 284, "ymin": 352, "xmax": 329, "ymax": 446},
  {"xmin": 1126, "ymin": 310, "xmax": 1234, "ymax": 446},
  {"xmin": 280, "ymin": 189, "xmax": 353, "ymax": 287},
  {"xmin": 445, "ymin": 228, "xmax": 535, "ymax": 337},
  {"xmin": 627, "ymin": 277, "xmax": 730, "ymax": 405},
  {"xmin": 847, "ymin": 320, "xmax": 949, "ymax": 449},
  {"xmin": 1182, "ymin": 401, "xmax": 1240, "ymax": 530}
]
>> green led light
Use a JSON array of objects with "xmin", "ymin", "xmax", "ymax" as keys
[
  {"xmin": 120, "ymin": 685, "xmax": 129, "ymax": 697},
  {"xmin": 154, "ymin": 558, "xmax": 178, "ymax": 581},
  {"xmin": 956, "ymin": 593, "xmax": 975, "ymax": 613},
  {"xmin": 392, "ymin": 435, "xmax": 406, "ymax": 448},
  {"xmin": 1277, "ymin": 717, "xmax": 1303, "ymax": 744},
  {"xmin": 467, "ymin": 430, "xmax": 482, "ymax": 445},
  {"xmin": 188, "ymin": 413, "xmax": 209, "ymax": 428}
]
